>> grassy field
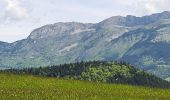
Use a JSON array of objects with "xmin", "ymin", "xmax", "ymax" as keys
[{"xmin": 0, "ymin": 73, "xmax": 170, "ymax": 100}]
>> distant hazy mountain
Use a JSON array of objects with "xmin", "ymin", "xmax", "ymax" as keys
[{"xmin": 1, "ymin": 11, "xmax": 170, "ymax": 80}]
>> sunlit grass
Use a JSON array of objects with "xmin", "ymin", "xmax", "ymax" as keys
[{"xmin": 0, "ymin": 73, "xmax": 169, "ymax": 100}]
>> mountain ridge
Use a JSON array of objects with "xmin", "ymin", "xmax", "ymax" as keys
[
  {"xmin": 99, "ymin": 11, "xmax": 170, "ymax": 27},
  {"xmin": 1, "ymin": 11, "xmax": 170, "ymax": 80}
]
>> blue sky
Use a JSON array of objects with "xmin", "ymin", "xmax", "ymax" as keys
[{"xmin": 0, "ymin": 0, "xmax": 170, "ymax": 42}]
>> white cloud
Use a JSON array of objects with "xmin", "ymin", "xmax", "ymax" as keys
[
  {"xmin": 140, "ymin": 0, "xmax": 162, "ymax": 13},
  {"xmin": 3, "ymin": 0, "xmax": 29, "ymax": 22},
  {"xmin": 130, "ymin": 0, "xmax": 170, "ymax": 16}
]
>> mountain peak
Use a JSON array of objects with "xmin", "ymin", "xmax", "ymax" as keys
[
  {"xmin": 28, "ymin": 22, "xmax": 94, "ymax": 39},
  {"xmin": 149, "ymin": 11, "xmax": 170, "ymax": 18},
  {"xmin": 100, "ymin": 11, "xmax": 170, "ymax": 27},
  {"xmin": 27, "ymin": 11, "xmax": 170, "ymax": 40},
  {"xmin": 157, "ymin": 11, "xmax": 170, "ymax": 15}
]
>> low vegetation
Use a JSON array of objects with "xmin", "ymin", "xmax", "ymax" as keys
[
  {"xmin": 4, "ymin": 61, "xmax": 170, "ymax": 88},
  {"xmin": 0, "ymin": 73, "xmax": 170, "ymax": 99}
]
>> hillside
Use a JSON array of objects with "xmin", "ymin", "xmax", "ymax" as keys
[
  {"xmin": 5, "ymin": 61, "xmax": 170, "ymax": 88},
  {"xmin": 1, "ymin": 11, "xmax": 170, "ymax": 80},
  {"xmin": 0, "ymin": 73, "xmax": 170, "ymax": 99}
]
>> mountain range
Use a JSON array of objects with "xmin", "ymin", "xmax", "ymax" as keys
[{"xmin": 1, "ymin": 11, "xmax": 170, "ymax": 80}]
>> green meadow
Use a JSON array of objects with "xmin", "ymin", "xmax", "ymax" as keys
[{"xmin": 0, "ymin": 73, "xmax": 169, "ymax": 100}]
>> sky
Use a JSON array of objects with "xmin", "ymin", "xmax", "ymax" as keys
[{"xmin": 0, "ymin": 0, "xmax": 170, "ymax": 42}]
